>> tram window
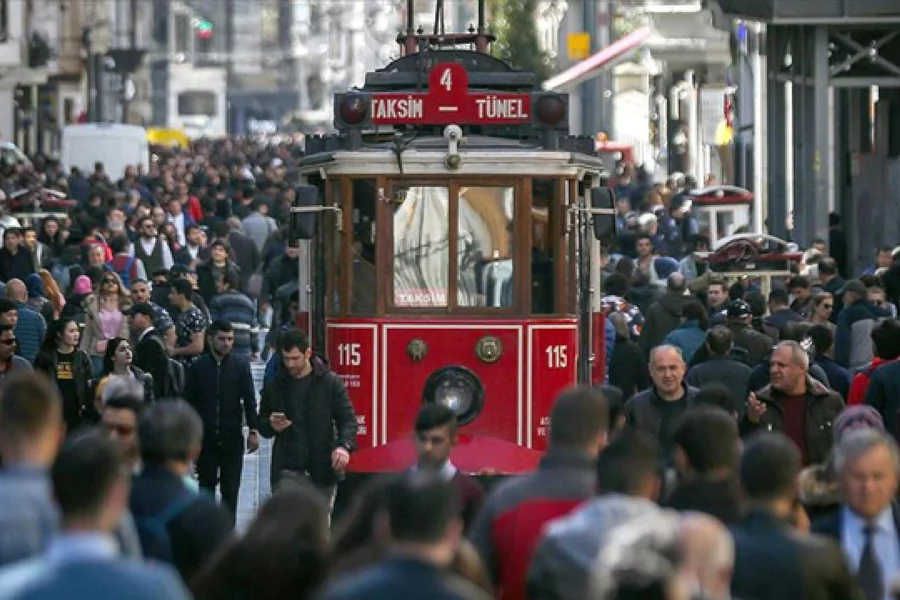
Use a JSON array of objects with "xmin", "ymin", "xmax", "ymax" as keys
[
  {"xmin": 532, "ymin": 179, "xmax": 556, "ymax": 314},
  {"xmin": 393, "ymin": 186, "xmax": 450, "ymax": 308},
  {"xmin": 458, "ymin": 186, "xmax": 514, "ymax": 308},
  {"xmin": 717, "ymin": 210, "xmax": 736, "ymax": 239},
  {"xmin": 350, "ymin": 179, "xmax": 377, "ymax": 315}
]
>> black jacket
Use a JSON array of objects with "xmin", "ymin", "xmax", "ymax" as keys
[
  {"xmin": 34, "ymin": 347, "xmax": 96, "ymax": 427},
  {"xmin": 134, "ymin": 329, "xmax": 169, "ymax": 399},
  {"xmin": 608, "ymin": 337, "xmax": 648, "ymax": 399},
  {"xmin": 0, "ymin": 245, "xmax": 36, "ymax": 282},
  {"xmin": 184, "ymin": 352, "xmax": 258, "ymax": 442},
  {"xmin": 258, "ymin": 356, "xmax": 357, "ymax": 486},
  {"xmin": 728, "ymin": 322, "xmax": 773, "ymax": 367},
  {"xmin": 731, "ymin": 510, "xmax": 863, "ymax": 600},
  {"xmin": 739, "ymin": 378, "xmax": 845, "ymax": 465},
  {"xmin": 129, "ymin": 464, "xmax": 233, "ymax": 583},
  {"xmin": 686, "ymin": 355, "xmax": 753, "ymax": 407},
  {"xmin": 864, "ymin": 360, "xmax": 900, "ymax": 440},
  {"xmin": 639, "ymin": 291, "xmax": 693, "ymax": 354}
]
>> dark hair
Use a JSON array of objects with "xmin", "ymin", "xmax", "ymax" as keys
[
  {"xmin": 807, "ymin": 324, "xmax": 834, "ymax": 356},
  {"xmin": 139, "ymin": 400, "xmax": 203, "ymax": 464},
  {"xmin": 101, "ymin": 337, "xmax": 131, "ymax": 376},
  {"xmin": 191, "ymin": 480, "xmax": 330, "ymax": 600},
  {"xmin": 604, "ymin": 273, "xmax": 630, "ymax": 298},
  {"xmin": 52, "ymin": 428, "xmax": 125, "ymax": 521},
  {"xmin": 818, "ymin": 257, "xmax": 838, "ymax": 276},
  {"xmin": 0, "ymin": 298, "xmax": 16, "ymax": 313},
  {"xmin": 705, "ymin": 326, "xmax": 733, "ymax": 356},
  {"xmin": 673, "ymin": 407, "xmax": 740, "ymax": 474},
  {"xmin": 694, "ymin": 384, "xmax": 739, "ymax": 416},
  {"xmin": 681, "ymin": 301, "xmax": 709, "ymax": 330},
  {"xmin": 768, "ymin": 288, "xmax": 790, "ymax": 306},
  {"xmin": 787, "ymin": 276, "xmax": 810, "ymax": 290},
  {"xmin": 597, "ymin": 385, "xmax": 625, "ymax": 428},
  {"xmin": 103, "ymin": 394, "xmax": 145, "ymax": 416},
  {"xmin": 549, "ymin": 386, "xmax": 609, "ymax": 449},
  {"xmin": 279, "ymin": 329, "xmax": 310, "ymax": 354},
  {"xmin": 595, "ymin": 430, "xmax": 660, "ymax": 495},
  {"xmin": 744, "ymin": 290, "xmax": 767, "ymax": 317},
  {"xmin": 860, "ymin": 274, "xmax": 882, "ymax": 289},
  {"xmin": 415, "ymin": 403, "xmax": 458, "ymax": 435},
  {"xmin": 385, "ymin": 472, "xmax": 461, "ymax": 544},
  {"xmin": 740, "ymin": 432, "xmax": 801, "ymax": 502},
  {"xmin": 614, "ymin": 257, "xmax": 635, "ymax": 278},
  {"xmin": 0, "ymin": 371, "xmax": 62, "ymax": 442},
  {"xmin": 780, "ymin": 321, "xmax": 811, "ymax": 343},
  {"xmin": 207, "ymin": 320, "xmax": 234, "ymax": 338},
  {"xmin": 41, "ymin": 317, "xmax": 78, "ymax": 353},
  {"xmin": 635, "ymin": 232, "xmax": 653, "ymax": 246},
  {"xmin": 707, "ymin": 277, "xmax": 727, "ymax": 292},
  {"xmin": 330, "ymin": 474, "xmax": 398, "ymax": 563},
  {"xmin": 213, "ymin": 221, "xmax": 231, "ymax": 239},
  {"xmin": 872, "ymin": 319, "xmax": 900, "ymax": 360},
  {"xmin": 170, "ymin": 278, "xmax": 193, "ymax": 298},
  {"xmin": 109, "ymin": 235, "xmax": 129, "ymax": 255}
]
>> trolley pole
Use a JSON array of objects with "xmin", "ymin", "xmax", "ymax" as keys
[{"xmin": 580, "ymin": 0, "xmax": 598, "ymax": 135}]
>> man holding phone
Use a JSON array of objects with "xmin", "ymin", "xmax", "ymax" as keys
[{"xmin": 258, "ymin": 328, "xmax": 357, "ymax": 505}]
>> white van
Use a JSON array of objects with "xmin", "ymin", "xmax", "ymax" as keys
[{"xmin": 61, "ymin": 123, "xmax": 149, "ymax": 181}]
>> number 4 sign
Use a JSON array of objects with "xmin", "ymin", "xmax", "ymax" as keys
[{"xmin": 428, "ymin": 63, "xmax": 469, "ymax": 101}]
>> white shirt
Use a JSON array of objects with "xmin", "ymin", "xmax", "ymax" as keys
[
  {"xmin": 167, "ymin": 212, "xmax": 186, "ymax": 246},
  {"xmin": 412, "ymin": 460, "xmax": 458, "ymax": 481},
  {"xmin": 133, "ymin": 237, "xmax": 174, "ymax": 269},
  {"xmin": 841, "ymin": 505, "xmax": 900, "ymax": 600}
]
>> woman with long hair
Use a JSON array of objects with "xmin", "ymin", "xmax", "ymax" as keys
[
  {"xmin": 38, "ymin": 215, "xmax": 66, "ymax": 257},
  {"xmin": 34, "ymin": 317, "xmax": 96, "ymax": 432},
  {"xmin": 807, "ymin": 292, "xmax": 837, "ymax": 337},
  {"xmin": 38, "ymin": 268, "xmax": 66, "ymax": 319},
  {"xmin": 94, "ymin": 337, "xmax": 154, "ymax": 408},
  {"xmin": 80, "ymin": 270, "xmax": 131, "ymax": 374},
  {"xmin": 328, "ymin": 474, "xmax": 493, "ymax": 595},
  {"xmin": 191, "ymin": 481, "xmax": 330, "ymax": 600}
]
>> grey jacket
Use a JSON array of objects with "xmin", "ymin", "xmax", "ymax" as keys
[{"xmin": 526, "ymin": 495, "xmax": 663, "ymax": 600}]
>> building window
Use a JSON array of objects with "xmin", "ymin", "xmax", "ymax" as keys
[
  {"xmin": 173, "ymin": 12, "xmax": 191, "ymax": 55},
  {"xmin": 178, "ymin": 91, "xmax": 217, "ymax": 116}
]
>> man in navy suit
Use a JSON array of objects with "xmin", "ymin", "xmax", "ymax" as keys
[
  {"xmin": 813, "ymin": 428, "xmax": 900, "ymax": 600},
  {"xmin": 0, "ymin": 429, "xmax": 190, "ymax": 600}
]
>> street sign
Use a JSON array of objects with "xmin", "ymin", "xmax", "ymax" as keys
[
  {"xmin": 369, "ymin": 63, "xmax": 532, "ymax": 126},
  {"xmin": 567, "ymin": 32, "xmax": 591, "ymax": 60}
]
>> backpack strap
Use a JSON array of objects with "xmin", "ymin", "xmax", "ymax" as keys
[{"xmin": 155, "ymin": 493, "xmax": 198, "ymax": 526}]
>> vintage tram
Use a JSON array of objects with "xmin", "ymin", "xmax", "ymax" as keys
[{"xmin": 289, "ymin": 6, "xmax": 614, "ymax": 480}]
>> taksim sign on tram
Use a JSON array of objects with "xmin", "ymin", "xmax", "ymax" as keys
[{"xmin": 370, "ymin": 62, "xmax": 532, "ymax": 126}]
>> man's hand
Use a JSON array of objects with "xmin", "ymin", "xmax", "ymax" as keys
[
  {"xmin": 269, "ymin": 413, "xmax": 292, "ymax": 433},
  {"xmin": 332, "ymin": 447, "xmax": 350, "ymax": 471},
  {"xmin": 247, "ymin": 430, "xmax": 260, "ymax": 453},
  {"xmin": 746, "ymin": 392, "xmax": 767, "ymax": 424}
]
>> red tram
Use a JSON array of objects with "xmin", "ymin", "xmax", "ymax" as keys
[{"xmin": 289, "ymin": 4, "xmax": 613, "ymax": 477}]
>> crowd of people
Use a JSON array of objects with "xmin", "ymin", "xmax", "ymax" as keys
[{"xmin": 0, "ymin": 149, "xmax": 899, "ymax": 600}]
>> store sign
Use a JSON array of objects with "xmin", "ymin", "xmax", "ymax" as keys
[{"xmin": 370, "ymin": 63, "xmax": 532, "ymax": 126}]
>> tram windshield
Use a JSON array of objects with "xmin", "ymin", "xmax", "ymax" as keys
[{"xmin": 391, "ymin": 185, "xmax": 515, "ymax": 309}]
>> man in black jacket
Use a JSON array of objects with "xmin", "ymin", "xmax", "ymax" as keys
[
  {"xmin": 128, "ymin": 303, "xmax": 171, "ymax": 399},
  {"xmin": 258, "ymin": 328, "xmax": 357, "ymax": 503},
  {"xmin": 730, "ymin": 432, "xmax": 862, "ymax": 600},
  {"xmin": 184, "ymin": 320, "xmax": 259, "ymax": 522}
]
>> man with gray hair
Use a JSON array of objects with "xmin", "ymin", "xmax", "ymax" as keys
[
  {"xmin": 128, "ymin": 400, "xmax": 231, "ymax": 584},
  {"xmin": 679, "ymin": 512, "xmax": 735, "ymax": 600},
  {"xmin": 813, "ymin": 428, "xmax": 900, "ymax": 600},
  {"xmin": 623, "ymin": 345, "xmax": 699, "ymax": 462},
  {"xmin": 742, "ymin": 340, "xmax": 844, "ymax": 465},
  {"xmin": 640, "ymin": 272, "xmax": 692, "ymax": 354}
]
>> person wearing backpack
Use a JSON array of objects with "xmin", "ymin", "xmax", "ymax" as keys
[
  {"xmin": 129, "ymin": 401, "xmax": 232, "ymax": 583},
  {"xmin": 128, "ymin": 302, "xmax": 184, "ymax": 399},
  {"xmin": 107, "ymin": 235, "xmax": 146, "ymax": 289}
]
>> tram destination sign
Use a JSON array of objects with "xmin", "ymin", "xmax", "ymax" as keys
[{"xmin": 370, "ymin": 62, "xmax": 532, "ymax": 126}]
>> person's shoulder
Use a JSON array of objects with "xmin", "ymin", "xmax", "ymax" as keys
[
  {"xmin": 11, "ymin": 355, "xmax": 32, "ymax": 370},
  {"xmin": 0, "ymin": 557, "xmax": 47, "ymax": 600},
  {"xmin": 99, "ymin": 560, "xmax": 190, "ymax": 598}
]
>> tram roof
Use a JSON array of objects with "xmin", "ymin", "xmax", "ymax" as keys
[{"xmin": 298, "ymin": 134, "xmax": 607, "ymax": 178}]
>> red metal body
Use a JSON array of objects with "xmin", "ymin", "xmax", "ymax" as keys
[{"xmin": 327, "ymin": 317, "xmax": 579, "ymax": 474}]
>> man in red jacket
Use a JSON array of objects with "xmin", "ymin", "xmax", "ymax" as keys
[
  {"xmin": 847, "ymin": 319, "xmax": 900, "ymax": 404},
  {"xmin": 469, "ymin": 387, "xmax": 609, "ymax": 600}
]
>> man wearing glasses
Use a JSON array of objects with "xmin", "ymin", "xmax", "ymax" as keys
[{"xmin": 0, "ymin": 324, "xmax": 31, "ymax": 381}]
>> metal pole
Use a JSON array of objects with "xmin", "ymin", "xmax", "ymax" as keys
[
  {"xmin": 580, "ymin": 0, "xmax": 598, "ymax": 135},
  {"xmin": 785, "ymin": 80, "xmax": 794, "ymax": 232},
  {"xmin": 752, "ymin": 22, "xmax": 765, "ymax": 233}
]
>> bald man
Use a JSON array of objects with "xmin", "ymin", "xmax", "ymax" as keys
[
  {"xmin": 679, "ymin": 512, "xmax": 735, "ymax": 600},
  {"xmin": 6, "ymin": 278, "xmax": 46, "ymax": 363}
]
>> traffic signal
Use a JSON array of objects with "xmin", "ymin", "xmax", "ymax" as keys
[{"xmin": 192, "ymin": 18, "xmax": 213, "ymax": 39}]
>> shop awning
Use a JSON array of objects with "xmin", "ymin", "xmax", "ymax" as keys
[{"xmin": 542, "ymin": 27, "xmax": 653, "ymax": 91}]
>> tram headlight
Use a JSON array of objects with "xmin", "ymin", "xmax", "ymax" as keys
[
  {"xmin": 532, "ymin": 94, "xmax": 568, "ymax": 129},
  {"xmin": 422, "ymin": 366, "xmax": 484, "ymax": 426},
  {"xmin": 335, "ymin": 93, "xmax": 371, "ymax": 128}
]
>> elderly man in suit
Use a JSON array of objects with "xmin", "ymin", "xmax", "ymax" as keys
[{"xmin": 813, "ymin": 428, "xmax": 900, "ymax": 600}]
